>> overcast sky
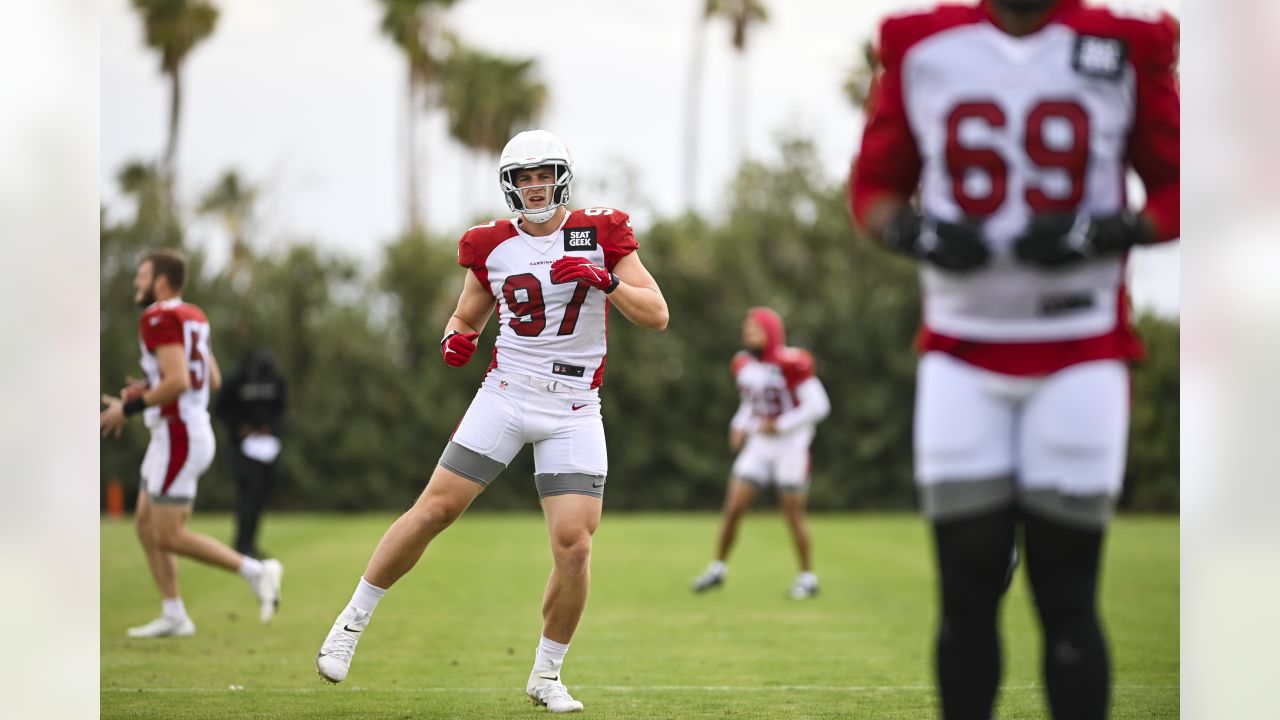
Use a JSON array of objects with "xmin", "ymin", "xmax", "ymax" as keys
[{"xmin": 101, "ymin": 0, "xmax": 1180, "ymax": 316}]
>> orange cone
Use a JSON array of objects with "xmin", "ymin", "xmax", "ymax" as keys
[{"xmin": 106, "ymin": 477, "xmax": 125, "ymax": 521}]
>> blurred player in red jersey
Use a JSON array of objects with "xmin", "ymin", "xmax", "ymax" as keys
[
  {"xmin": 100, "ymin": 250, "xmax": 283, "ymax": 637},
  {"xmin": 315, "ymin": 130, "xmax": 668, "ymax": 713},
  {"xmin": 691, "ymin": 308, "xmax": 830, "ymax": 599},
  {"xmin": 850, "ymin": 0, "xmax": 1178, "ymax": 717}
]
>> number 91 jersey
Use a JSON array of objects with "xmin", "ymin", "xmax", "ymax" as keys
[
  {"xmin": 458, "ymin": 207, "xmax": 639, "ymax": 390},
  {"xmin": 854, "ymin": 0, "xmax": 1179, "ymax": 343}
]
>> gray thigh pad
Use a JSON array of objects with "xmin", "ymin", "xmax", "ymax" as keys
[
  {"xmin": 919, "ymin": 475, "xmax": 1016, "ymax": 521},
  {"xmin": 439, "ymin": 441, "xmax": 506, "ymax": 486},
  {"xmin": 535, "ymin": 473, "xmax": 606, "ymax": 499},
  {"xmin": 1020, "ymin": 488, "xmax": 1116, "ymax": 529}
]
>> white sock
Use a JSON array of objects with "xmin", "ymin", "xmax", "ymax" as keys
[
  {"xmin": 533, "ymin": 636, "xmax": 570, "ymax": 676},
  {"xmin": 350, "ymin": 577, "xmax": 387, "ymax": 614},
  {"xmin": 709, "ymin": 560, "xmax": 727, "ymax": 576},
  {"xmin": 798, "ymin": 571, "xmax": 817, "ymax": 586},
  {"xmin": 238, "ymin": 556, "xmax": 264, "ymax": 582},
  {"xmin": 161, "ymin": 597, "xmax": 187, "ymax": 621}
]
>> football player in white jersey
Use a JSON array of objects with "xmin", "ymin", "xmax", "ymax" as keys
[
  {"xmin": 851, "ymin": 1, "xmax": 1178, "ymax": 717},
  {"xmin": 691, "ymin": 308, "xmax": 830, "ymax": 599},
  {"xmin": 100, "ymin": 249, "xmax": 284, "ymax": 637},
  {"xmin": 316, "ymin": 130, "xmax": 668, "ymax": 713}
]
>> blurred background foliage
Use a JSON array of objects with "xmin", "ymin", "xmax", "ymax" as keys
[{"xmin": 100, "ymin": 138, "xmax": 1179, "ymax": 514}]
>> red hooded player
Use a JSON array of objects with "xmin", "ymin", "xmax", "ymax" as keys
[{"xmin": 691, "ymin": 307, "xmax": 831, "ymax": 599}]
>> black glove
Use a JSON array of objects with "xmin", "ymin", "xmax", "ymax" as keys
[
  {"xmin": 882, "ymin": 207, "xmax": 990, "ymax": 273},
  {"xmin": 1014, "ymin": 211, "xmax": 1152, "ymax": 269}
]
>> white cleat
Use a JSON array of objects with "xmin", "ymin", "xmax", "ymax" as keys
[
  {"xmin": 127, "ymin": 615, "xmax": 196, "ymax": 638},
  {"xmin": 316, "ymin": 606, "xmax": 370, "ymax": 684},
  {"xmin": 253, "ymin": 559, "xmax": 283, "ymax": 624},
  {"xmin": 527, "ymin": 673, "xmax": 584, "ymax": 713},
  {"xmin": 789, "ymin": 576, "xmax": 819, "ymax": 600},
  {"xmin": 690, "ymin": 566, "xmax": 725, "ymax": 593}
]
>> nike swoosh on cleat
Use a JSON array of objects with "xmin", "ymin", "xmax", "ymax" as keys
[
  {"xmin": 571, "ymin": 404, "xmax": 588, "ymax": 411},
  {"xmin": 343, "ymin": 625, "xmax": 363, "ymax": 633},
  {"xmin": 537, "ymin": 674, "xmax": 559, "ymax": 682}
]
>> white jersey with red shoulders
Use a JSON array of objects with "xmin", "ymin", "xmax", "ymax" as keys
[
  {"xmin": 852, "ymin": 0, "xmax": 1179, "ymax": 374},
  {"xmin": 457, "ymin": 207, "xmax": 639, "ymax": 390},
  {"xmin": 138, "ymin": 298, "xmax": 214, "ymax": 429},
  {"xmin": 730, "ymin": 348, "xmax": 830, "ymax": 436}
]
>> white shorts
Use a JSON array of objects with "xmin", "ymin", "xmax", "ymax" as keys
[
  {"xmin": 732, "ymin": 428, "xmax": 814, "ymax": 492},
  {"xmin": 914, "ymin": 352, "xmax": 1130, "ymax": 527},
  {"xmin": 141, "ymin": 419, "xmax": 216, "ymax": 505},
  {"xmin": 442, "ymin": 371, "xmax": 608, "ymax": 497}
]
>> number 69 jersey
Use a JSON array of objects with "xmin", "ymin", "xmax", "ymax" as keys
[
  {"xmin": 138, "ymin": 298, "xmax": 213, "ymax": 429},
  {"xmin": 852, "ymin": 0, "xmax": 1179, "ymax": 350},
  {"xmin": 458, "ymin": 207, "xmax": 639, "ymax": 390}
]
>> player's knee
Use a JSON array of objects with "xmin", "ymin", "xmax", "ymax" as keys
[
  {"xmin": 152, "ymin": 523, "xmax": 182, "ymax": 552},
  {"xmin": 409, "ymin": 499, "xmax": 463, "ymax": 534},
  {"xmin": 550, "ymin": 530, "xmax": 592, "ymax": 567}
]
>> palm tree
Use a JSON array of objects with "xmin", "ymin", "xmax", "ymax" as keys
[
  {"xmin": 375, "ymin": 0, "xmax": 459, "ymax": 232},
  {"xmin": 197, "ymin": 170, "xmax": 258, "ymax": 276},
  {"xmin": 439, "ymin": 42, "xmax": 547, "ymax": 213},
  {"xmin": 130, "ymin": 0, "xmax": 220, "ymax": 188},
  {"xmin": 717, "ymin": 0, "xmax": 768, "ymax": 161},
  {"xmin": 843, "ymin": 39, "xmax": 880, "ymax": 114},
  {"xmin": 682, "ymin": 0, "xmax": 724, "ymax": 212}
]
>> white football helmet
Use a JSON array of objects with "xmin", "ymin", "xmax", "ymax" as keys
[{"xmin": 498, "ymin": 130, "xmax": 573, "ymax": 223}]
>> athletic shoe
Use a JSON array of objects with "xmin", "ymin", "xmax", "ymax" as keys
[
  {"xmin": 1002, "ymin": 546, "xmax": 1020, "ymax": 594},
  {"xmin": 254, "ymin": 559, "xmax": 283, "ymax": 623},
  {"xmin": 690, "ymin": 565, "xmax": 725, "ymax": 593},
  {"xmin": 316, "ymin": 606, "xmax": 370, "ymax": 684},
  {"xmin": 127, "ymin": 615, "xmax": 195, "ymax": 638},
  {"xmin": 527, "ymin": 672, "xmax": 584, "ymax": 713},
  {"xmin": 789, "ymin": 576, "xmax": 819, "ymax": 600}
]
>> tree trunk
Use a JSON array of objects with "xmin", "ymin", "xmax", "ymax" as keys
[
  {"xmin": 682, "ymin": 13, "xmax": 709, "ymax": 212},
  {"xmin": 733, "ymin": 50, "xmax": 748, "ymax": 165},
  {"xmin": 406, "ymin": 69, "xmax": 422, "ymax": 232},
  {"xmin": 165, "ymin": 67, "xmax": 183, "ymax": 205}
]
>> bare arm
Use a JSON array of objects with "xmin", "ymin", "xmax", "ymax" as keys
[
  {"xmin": 607, "ymin": 252, "xmax": 669, "ymax": 331},
  {"xmin": 445, "ymin": 270, "xmax": 497, "ymax": 337},
  {"xmin": 146, "ymin": 344, "xmax": 192, "ymax": 407},
  {"xmin": 208, "ymin": 349, "xmax": 222, "ymax": 394},
  {"xmin": 100, "ymin": 343, "xmax": 189, "ymax": 438}
]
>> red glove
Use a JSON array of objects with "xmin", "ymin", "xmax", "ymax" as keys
[
  {"xmin": 441, "ymin": 331, "xmax": 480, "ymax": 367},
  {"xmin": 550, "ymin": 256, "xmax": 619, "ymax": 293}
]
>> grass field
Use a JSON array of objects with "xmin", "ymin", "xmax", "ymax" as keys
[{"xmin": 101, "ymin": 512, "xmax": 1178, "ymax": 719}]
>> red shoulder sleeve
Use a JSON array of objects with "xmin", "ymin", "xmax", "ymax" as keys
[
  {"xmin": 1128, "ymin": 14, "xmax": 1180, "ymax": 241},
  {"xmin": 850, "ymin": 8, "xmax": 985, "ymax": 228},
  {"xmin": 1064, "ymin": 7, "xmax": 1180, "ymax": 241},
  {"xmin": 596, "ymin": 209, "xmax": 639, "ymax": 270},
  {"xmin": 731, "ymin": 351, "xmax": 752, "ymax": 378},
  {"xmin": 778, "ymin": 348, "xmax": 816, "ymax": 390},
  {"xmin": 139, "ymin": 309, "xmax": 182, "ymax": 351},
  {"xmin": 457, "ymin": 220, "xmax": 514, "ymax": 296}
]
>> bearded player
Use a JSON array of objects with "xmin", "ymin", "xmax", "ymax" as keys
[
  {"xmin": 691, "ymin": 307, "xmax": 830, "ymax": 599},
  {"xmin": 850, "ymin": 0, "xmax": 1178, "ymax": 717},
  {"xmin": 315, "ymin": 130, "xmax": 669, "ymax": 713},
  {"xmin": 100, "ymin": 249, "xmax": 284, "ymax": 637}
]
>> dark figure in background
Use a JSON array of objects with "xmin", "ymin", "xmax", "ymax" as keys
[{"xmin": 215, "ymin": 348, "xmax": 287, "ymax": 558}]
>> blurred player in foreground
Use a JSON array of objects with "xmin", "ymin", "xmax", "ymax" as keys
[
  {"xmin": 691, "ymin": 308, "xmax": 830, "ymax": 599},
  {"xmin": 850, "ymin": 0, "xmax": 1178, "ymax": 717},
  {"xmin": 315, "ymin": 130, "xmax": 669, "ymax": 713},
  {"xmin": 100, "ymin": 249, "xmax": 283, "ymax": 637}
]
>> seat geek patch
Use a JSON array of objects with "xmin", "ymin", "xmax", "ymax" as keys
[{"xmin": 563, "ymin": 227, "xmax": 598, "ymax": 252}]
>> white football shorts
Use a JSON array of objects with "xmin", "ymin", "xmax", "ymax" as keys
[
  {"xmin": 732, "ymin": 427, "xmax": 814, "ymax": 492},
  {"xmin": 914, "ymin": 351, "xmax": 1130, "ymax": 527},
  {"xmin": 442, "ymin": 371, "xmax": 608, "ymax": 497},
  {"xmin": 141, "ymin": 419, "xmax": 216, "ymax": 505}
]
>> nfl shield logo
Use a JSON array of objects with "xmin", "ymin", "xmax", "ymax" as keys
[{"xmin": 499, "ymin": 380, "xmax": 508, "ymax": 390}]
